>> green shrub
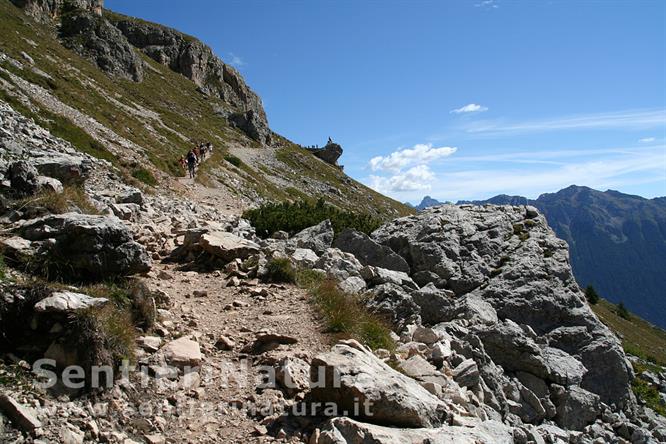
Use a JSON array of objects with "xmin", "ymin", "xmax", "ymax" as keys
[
  {"xmin": 263, "ymin": 258, "xmax": 296, "ymax": 283},
  {"xmin": 305, "ymin": 278, "xmax": 395, "ymax": 351},
  {"xmin": 585, "ymin": 285, "xmax": 600, "ymax": 305},
  {"xmin": 617, "ymin": 302, "xmax": 631, "ymax": 320},
  {"xmin": 224, "ymin": 154, "xmax": 243, "ymax": 168},
  {"xmin": 243, "ymin": 199, "xmax": 382, "ymax": 238},
  {"xmin": 0, "ymin": 255, "xmax": 6, "ymax": 280},
  {"xmin": 131, "ymin": 168, "xmax": 158, "ymax": 186}
]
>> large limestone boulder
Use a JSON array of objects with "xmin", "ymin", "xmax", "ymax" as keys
[
  {"xmin": 32, "ymin": 154, "xmax": 91, "ymax": 185},
  {"xmin": 19, "ymin": 213, "xmax": 151, "ymax": 280},
  {"xmin": 198, "ymin": 231, "xmax": 260, "ymax": 262},
  {"xmin": 290, "ymin": 220, "xmax": 334, "ymax": 255},
  {"xmin": 162, "ymin": 337, "xmax": 202, "ymax": 368},
  {"xmin": 308, "ymin": 343, "xmax": 448, "ymax": 428},
  {"xmin": 317, "ymin": 417, "xmax": 514, "ymax": 444},
  {"xmin": 333, "ymin": 228, "xmax": 409, "ymax": 273}
]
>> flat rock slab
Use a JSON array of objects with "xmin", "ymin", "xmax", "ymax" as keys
[
  {"xmin": 199, "ymin": 231, "xmax": 260, "ymax": 262},
  {"xmin": 162, "ymin": 337, "xmax": 202, "ymax": 368},
  {"xmin": 309, "ymin": 344, "xmax": 448, "ymax": 428},
  {"xmin": 317, "ymin": 416, "xmax": 514, "ymax": 444},
  {"xmin": 241, "ymin": 332, "xmax": 298, "ymax": 354},
  {"xmin": 0, "ymin": 393, "xmax": 42, "ymax": 432},
  {"xmin": 34, "ymin": 291, "xmax": 108, "ymax": 313}
]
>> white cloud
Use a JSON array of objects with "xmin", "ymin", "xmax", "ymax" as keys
[
  {"xmin": 369, "ymin": 143, "xmax": 457, "ymax": 172},
  {"xmin": 464, "ymin": 109, "xmax": 666, "ymax": 135},
  {"xmin": 450, "ymin": 103, "xmax": 489, "ymax": 114},
  {"xmin": 475, "ymin": 0, "xmax": 499, "ymax": 9},
  {"xmin": 370, "ymin": 165, "xmax": 435, "ymax": 193},
  {"xmin": 228, "ymin": 53, "xmax": 245, "ymax": 67},
  {"xmin": 639, "ymin": 137, "xmax": 656, "ymax": 143}
]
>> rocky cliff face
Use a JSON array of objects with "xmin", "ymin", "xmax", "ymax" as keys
[
  {"xmin": 107, "ymin": 13, "xmax": 271, "ymax": 144},
  {"xmin": 11, "ymin": 0, "xmax": 271, "ymax": 143},
  {"xmin": 9, "ymin": 0, "xmax": 102, "ymax": 22}
]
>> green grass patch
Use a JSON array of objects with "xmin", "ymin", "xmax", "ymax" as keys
[
  {"xmin": 131, "ymin": 168, "xmax": 158, "ymax": 186},
  {"xmin": 243, "ymin": 198, "xmax": 383, "ymax": 238},
  {"xmin": 302, "ymin": 278, "xmax": 395, "ymax": 351},
  {"xmin": 0, "ymin": 255, "xmax": 6, "ymax": 281},
  {"xmin": 262, "ymin": 258, "xmax": 296, "ymax": 284},
  {"xmin": 632, "ymin": 377, "xmax": 666, "ymax": 416}
]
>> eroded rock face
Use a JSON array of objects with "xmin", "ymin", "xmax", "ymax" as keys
[
  {"xmin": 18, "ymin": 213, "xmax": 151, "ymax": 280},
  {"xmin": 333, "ymin": 228, "xmax": 410, "ymax": 273},
  {"xmin": 60, "ymin": 9, "xmax": 144, "ymax": 82},
  {"xmin": 371, "ymin": 204, "xmax": 634, "ymax": 416}
]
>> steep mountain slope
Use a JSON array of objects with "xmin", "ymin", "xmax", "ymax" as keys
[
  {"xmin": 536, "ymin": 186, "xmax": 666, "ymax": 328},
  {"xmin": 418, "ymin": 186, "xmax": 666, "ymax": 328},
  {"xmin": 0, "ymin": 0, "xmax": 411, "ymax": 220}
]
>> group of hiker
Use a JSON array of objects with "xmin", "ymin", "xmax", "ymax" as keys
[{"xmin": 179, "ymin": 142, "xmax": 213, "ymax": 179}]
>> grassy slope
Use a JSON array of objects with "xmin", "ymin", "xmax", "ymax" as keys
[
  {"xmin": 592, "ymin": 299, "xmax": 666, "ymax": 366},
  {"xmin": 0, "ymin": 0, "xmax": 411, "ymax": 219}
]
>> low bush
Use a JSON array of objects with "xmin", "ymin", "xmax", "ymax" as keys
[
  {"xmin": 0, "ymin": 255, "xmax": 6, "ymax": 280},
  {"xmin": 262, "ymin": 258, "xmax": 296, "ymax": 284},
  {"xmin": 305, "ymin": 278, "xmax": 395, "ymax": 351},
  {"xmin": 131, "ymin": 168, "xmax": 158, "ymax": 186},
  {"xmin": 224, "ymin": 154, "xmax": 243, "ymax": 168},
  {"xmin": 243, "ymin": 198, "xmax": 382, "ymax": 238}
]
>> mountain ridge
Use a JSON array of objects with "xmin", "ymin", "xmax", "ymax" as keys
[{"xmin": 416, "ymin": 186, "xmax": 666, "ymax": 328}]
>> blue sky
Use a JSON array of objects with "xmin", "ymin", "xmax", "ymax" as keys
[{"xmin": 107, "ymin": 0, "xmax": 666, "ymax": 203}]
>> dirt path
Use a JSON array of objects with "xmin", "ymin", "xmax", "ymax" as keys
[{"xmin": 129, "ymin": 174, "xmax": 331, "ymax": 443}]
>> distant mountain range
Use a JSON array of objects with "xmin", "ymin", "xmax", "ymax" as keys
[{"xmin": 416, "ymin": 186, "xmax": 666, "ymax": 328}]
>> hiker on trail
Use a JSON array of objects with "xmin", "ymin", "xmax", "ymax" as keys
[
  {"xmin": 194, "ymin": 145, "xmax": 201, "ymax": 164},
  {"xmin": 179, "ymin": 155, "xmax": 187, "ymax": 171},
  {"xmin": 186, "ymin": 149, "xmax": 197, "ymax": 178},
  {"xmin": 207, "ymin": 142, "xmax": 212, "ymax": 155}
]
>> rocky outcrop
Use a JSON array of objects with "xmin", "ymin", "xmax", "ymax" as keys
[
  {"xmin": 17, "ymin": 212, "xmax": 151, "ymax": 279},
  {"xmin": 10, "ymin": 0, "xmax": 102, "ymax": 23},
  {"xmin": 369, "ymin": 205, "xmax": 635, "ymax": 426},
  {"xmin": 306, "ymin": 142, "xmax": 343, "ymax": 166},
  {"xmin": 59, "ymin": 8, "xmax": 144, "ymax": 82},
  {"xmin": 289, "ymin": 220, "xmax": 334, "ymax": 255},
  {"xmin": 108, "ymin": 15, "xmax": 271, "ymax": 143}
]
